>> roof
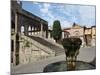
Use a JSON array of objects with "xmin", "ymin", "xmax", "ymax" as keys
[{"xmin": 11, "ymin": 1, "xmax": 48, "ymax": 25}]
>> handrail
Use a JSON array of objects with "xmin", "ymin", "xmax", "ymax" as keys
[{"xmin": 20, "ymin": 33, "xmax": 55, "ymax": 56}]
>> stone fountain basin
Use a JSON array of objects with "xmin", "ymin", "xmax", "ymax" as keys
[{"xmin": 43, "ymin": 61, "xmax": 95, "ymax": 72}]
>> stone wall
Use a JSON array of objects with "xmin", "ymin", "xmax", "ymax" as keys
[{"xmin": 19, "ymin": 34, "xmax": 55, "ymax": 64}]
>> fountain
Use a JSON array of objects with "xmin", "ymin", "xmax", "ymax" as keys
[{"xmin": 43, "ymin": 38, "xmax": 95, "ymax": 72}]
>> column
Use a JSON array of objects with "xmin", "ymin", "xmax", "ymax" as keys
[
  {"xmin": 13, "ymin": 13, "xmax": 18, "ymax": 66},
  {"xmin": 44, "ymin": 31, "xmax": 46, "ymax": 38},
  {"xmin": 35, "ymin": 27, "xmax": 37, "ymax": 36},
  {"xmin": 31, "ymin": 26, "xmax": 32, "ymax": 36},
  {"xmin": 32, "ymin": 26, "xmax": 34, "ymax": 35},
  {"xmin": 41, "ymin": 23, "xmax": 43, "ymax": 37},
  {"xmin": 24, "ymin": 25, "xmax": 28, "ymax": 36},
  {"xmin": 14, "ymin": 13, "xmax": 20, "ymax": 66}
]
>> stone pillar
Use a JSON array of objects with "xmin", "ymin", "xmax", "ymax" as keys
[
  {"xmin": 32, "ymin": 26, "xmax": 34, "ymax": 35},
  {"xmin": 48, "ymin": 31, "xmax": 50, "ymax": 39},
  {"xmin": 41, "ymin": 23, "xmax": 43, "ymax": 37},
  {"xmin": 31, "ymin": 26, "xmax": 32, "ymax": 36},
  {"xmin": 44, "ymin": 31, "xmax": 46, "ymax": 38},
  {"xmin": 24, "ymin": 25, "xmax": 28, "ymax": 36},
  {"xmin": 33, "ymin": 27, "xmax": 35, "ymax": 35},
  {"xmin": 13, "ymin": 13, "xmax": 20, "ymax": 66},
  {"xmin": 35, "ymin": 27, "xmax": 37, "ymax": 36},
  {"xmin": 13, "ymin": 13, "xmax": 18, "ymax": 66}
]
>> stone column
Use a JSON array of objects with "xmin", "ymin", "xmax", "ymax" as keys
[
  {"xmin": 13, "ymin": 13, "xmax": 18, "ymax": 66},
  {"xmin": 48, "ymin": 31, "xmax": 50, "ymax": 39},
  {"xmin": 32, "ymin": 26, "xmax": 34, "ymax": 36},
  {"xmin": 31, "ymin": 26, "xmax": 32, "ymax": 36},
  {"xmin": 35, "ymin": 27, "xmax": 37, "ymax": 36},
  {"xmin": 44, "ymin": 31, "xmax": 46, "ymax": 38},
  {"xmin": 41, "ymin": 23, "xmax": 43, "ymax": 37},
  {"xmin": 24, "ymin": 25, "xmax": 28, "ymax": 36},
  {"xmin": 14, "ymin": 13, "xmax": 20, "ymax": 66}
]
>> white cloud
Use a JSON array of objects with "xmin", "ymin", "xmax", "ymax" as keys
[
  {"xmin": 40, "ymin": 8, "xmax": 48, "ymax": 13},
  {"xmin": 61, "ymin": 5, "xmax": 95, "ymax": 26},
  {"xmin": 44, "ymin": 3, "xmax": 50, "ymax": 8},
  {"xmin": 61, "ymin": 20, "xmax": 72, "ymax": 28},
  {"xmin": 40, "ymin": 3, "xmax": 50, "ymax": 14},
  {"xmin": 39, "ymin": 3, "xmax": 95, "ymax": 27}
]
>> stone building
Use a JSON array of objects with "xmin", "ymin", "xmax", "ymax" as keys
[
  {"xmin": 84, "ymin": 26, "xmax": 96, "ymax": 46},
  {"xmin": 63, "ymin": 23, "xmax": 85, "ymax": 47},
  {"xmin": 11, "ymin": 0, "xmax": 54, "ymax": 66},
  {"xmin": 11, "ymin": 0, "xmax": 65, "ymax": 66},
  {"xmin": 63, "ymin": 23, "xmax": 96, "ymax": 47}
]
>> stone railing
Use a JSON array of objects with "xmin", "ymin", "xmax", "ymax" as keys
[
  {"xmin": 20, "ymin": 33, "xmax": 55, "ymax": 56},
  {"xmin": 33, "ymin": 35, "xmax": 64, "ymax": 49}
]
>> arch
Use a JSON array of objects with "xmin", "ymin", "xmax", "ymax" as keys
[
  {"xmin": 32, "ymin": 27, "xmax": 34, "ymax": 35},
  {"xmin": 28, "ymin": 26, "xmax": 31, "ymax": 35},
  {"xmin": 21, "ymin": 26, "xmax": 24, "ymax": 33},
  {"xmin": 28, "ymin": 26, "xmax": 31, "ymax": 31},
  {"xmin": 74, "ymin": 31, "xmax": 80, "ymax": 36}
]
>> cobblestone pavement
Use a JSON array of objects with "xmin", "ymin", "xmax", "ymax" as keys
[{"xmin": 11, "ymin": 46, "xmax": 96, "ymax": 74}]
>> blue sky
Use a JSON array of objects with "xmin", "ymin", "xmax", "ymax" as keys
[{"xmin": 22, "ymin": 1, "xmax": 96, "ymax": 28}]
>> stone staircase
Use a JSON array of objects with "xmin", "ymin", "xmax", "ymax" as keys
[
  {"xmin": 20, "ymin": 34, "xmax": 55, "ymax": 56},
  {"xmin": 28, "ymin": 36, "xmax": 65, "ymax": 55}
]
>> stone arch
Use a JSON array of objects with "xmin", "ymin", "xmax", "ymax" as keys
[
  {"xmin": 74, "ymin": 31, "xmax": 80, "ymax": 37},
  {"xmin": 21, "ymin": 26, "xmax": 24, "ymax": 33},
  {"xmin": 28, "ymin": 26, "xmax": 31, "ymax": 35},
  {"xmin": 32, "ymin": 26, "xmax": 34, "ymax": 35}
]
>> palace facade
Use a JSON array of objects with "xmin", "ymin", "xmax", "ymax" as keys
[{"xmin": 63, "ymin": 23, "xmax": 96, "ymax": 47}]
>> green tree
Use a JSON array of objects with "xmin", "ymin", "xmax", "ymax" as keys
[{"xmin": 52, "ymin": 20, "xmax": 62, "ymax": 42}]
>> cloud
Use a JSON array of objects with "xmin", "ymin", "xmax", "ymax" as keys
[
  {"xmin": 59, "ymin": 5, "xmax": 95, "ymax": 26},
  {"xmin": 31, "ymin": 2, "xmax": 95, "ymax": 27},
  {"xmin": 40, "ymin": 8, "xmax": 48, "ymax": 13},
  {"xmin": 39, "ymin": 4, "xmax": 73, "ymax": 28},
  {"xmin": 61, "ymin": 20, "xmax": 72, "ymax": 28},
  {"xmin": 40, "ymin": 3, "xmax": 50, "ymax": 14}
]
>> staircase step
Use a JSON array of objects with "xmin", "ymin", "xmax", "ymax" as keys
[{"xmin": 28, "ymin": 36, "xmax": 65, "ymax": 55}]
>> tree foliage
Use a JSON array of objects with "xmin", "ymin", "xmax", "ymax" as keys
[{"xmin": 52, "ymin": 20, "xmax": 62, "ymax": 42}]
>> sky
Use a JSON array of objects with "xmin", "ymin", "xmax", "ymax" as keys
[{"xmin": 22, "ymin": 1, "xmax": 96, "ymax": 29}]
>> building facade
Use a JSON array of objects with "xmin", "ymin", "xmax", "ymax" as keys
[
  {"xmin": 63, "ymin": 23, "xmax": 96, "ymax": 47},
  {"xmin": 11, "ymin": 0, "xmax": 54, "ymax": 66}
]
